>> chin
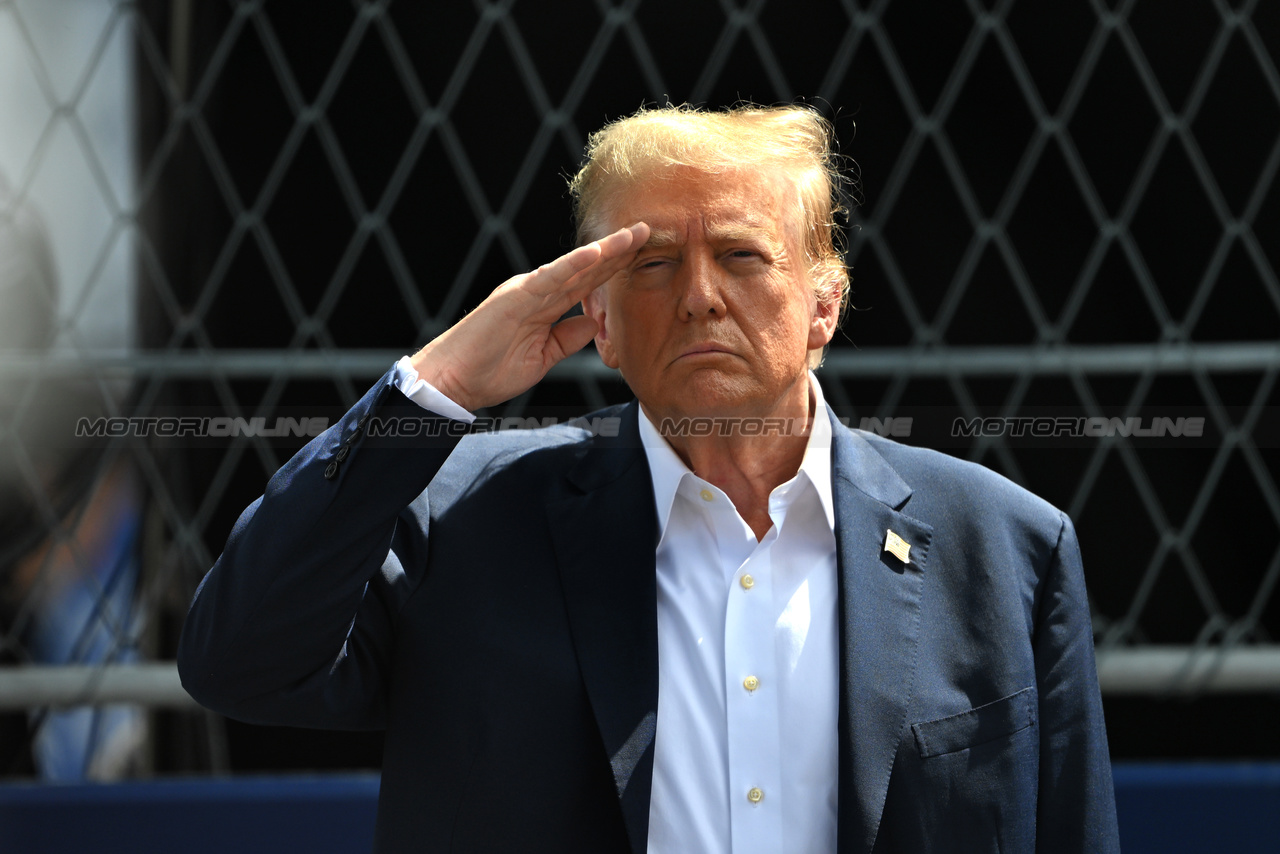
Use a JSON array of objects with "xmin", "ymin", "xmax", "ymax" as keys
[{"xmin": 652, "ymin": 372, "xmax": 773, "ymax": 419}]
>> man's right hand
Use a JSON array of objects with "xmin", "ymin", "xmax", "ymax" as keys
[{"xmin": 409, "ymin": 223, "xmax": 648, "ymax": 412}]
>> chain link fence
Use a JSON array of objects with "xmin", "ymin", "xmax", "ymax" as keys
[{"xmin": 1, "ymin": 0, "xmax": 1278, "ymax": 776}]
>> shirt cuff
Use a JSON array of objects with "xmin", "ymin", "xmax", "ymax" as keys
[{"xmin": 391, "ymin": 356, "xmax": 476, "ymax": 424}]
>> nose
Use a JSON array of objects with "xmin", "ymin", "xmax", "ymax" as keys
[{"xmin": 676, "ymin": 251, "xmax": 727, "ymax": 319}]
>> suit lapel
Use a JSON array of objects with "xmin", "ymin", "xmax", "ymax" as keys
[
  {"xmin": 829, "ymin": 414, "xmax": 933, "ymax": 854},
  {"xmin": 547, "ymin": 402, "xmax": 659, "ymax": 854}
]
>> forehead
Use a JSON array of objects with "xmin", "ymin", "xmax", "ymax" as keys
[{"xmin": 605, "ymin": 164, "xmax": 802, "ymax": 243}]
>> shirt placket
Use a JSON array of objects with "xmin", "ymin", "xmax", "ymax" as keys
[{"xmin": 723, "ymin": 507, "xmax": 784, "ymax": 854}]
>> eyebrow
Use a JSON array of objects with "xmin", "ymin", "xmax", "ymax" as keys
[
  {"xmin": 641, "ymin": 221, "xmax": 779, "ymax": 250},
  {"xmin": 640, "ymin": 227, "xmax": 682, "ymax": 249}
]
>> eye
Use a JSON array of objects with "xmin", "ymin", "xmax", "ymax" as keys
[{"xmin": 634, "ymin": 256, "xmax": 669, "ymax": 271}]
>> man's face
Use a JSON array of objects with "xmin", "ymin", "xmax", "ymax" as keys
[{"xmin": 583, "ymin": 165, "xmax": 840, "ymax": 422}]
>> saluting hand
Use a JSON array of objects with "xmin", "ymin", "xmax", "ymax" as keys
[{"xmin": 409, "ymin": 223, "xmax": 649, "ymax": 412}]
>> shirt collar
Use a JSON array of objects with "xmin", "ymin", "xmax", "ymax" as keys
[{"xmin": 637, "ymin": 373, "xmax": 837, "ymax": 540}]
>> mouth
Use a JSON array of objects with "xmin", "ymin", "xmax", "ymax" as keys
[{"xmin": 676, "ymin": 344, "xmax": 734, "ymax": 360}]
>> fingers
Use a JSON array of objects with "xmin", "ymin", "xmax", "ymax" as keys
[
  {"xmin": 539, "ymin": 241, "xmax": 604, "ymax": 287},
  {"xmin": 561, "ymin": 223, "xmax": 651, "ymax": 303},
  {"xmin": 545, "ymin": 314, "xmax": 600, "ymax": 364},
  {"xmin": 531, "ymin": 223, "xmax": 649, "ymax": 295},
  {"xmin": 595, "ymin": 222, "xmax": 650, "ymax": 261}
]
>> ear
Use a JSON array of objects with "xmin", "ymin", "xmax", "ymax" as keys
[
  {"xmin": 807, "ymin": 280, "xmax": 841, "ymax": 352},
  {"xmin": 581, "ymin": 287, "xmax": 619, "ymax": 369}
]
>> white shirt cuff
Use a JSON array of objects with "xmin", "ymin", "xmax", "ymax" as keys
[{"xmin": 391, "ymin": 356, "xmax": 476, "ymax": 423}]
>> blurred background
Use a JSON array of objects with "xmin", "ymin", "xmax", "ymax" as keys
[{"xmin": 1, "ymin": 0, "xmax": 1278, "ymax": 851}]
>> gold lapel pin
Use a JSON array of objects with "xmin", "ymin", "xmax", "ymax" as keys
[{"xmin": 884, "ymin": 529, "xmax": 911, "ymax": 565}]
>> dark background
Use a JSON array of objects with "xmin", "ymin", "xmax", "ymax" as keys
[{"xmin": 128, "ymin": 0, "xmax": 1280, "ymax": 772}]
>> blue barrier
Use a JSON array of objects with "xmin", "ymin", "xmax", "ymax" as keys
[
  {"xmin": 1, "ymin": 764, "xmax": 1278, "ymax": 853},
  {"xmin": 1113, "ymin": 763, "xmax": 1280, "ymax": 854},
  {"xmin": 0, "ymin": 774, "xmax": 380, "ymax": 854}
]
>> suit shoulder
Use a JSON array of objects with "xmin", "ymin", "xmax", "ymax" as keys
[
  {"xmin": 426, "ymin": 403, "xmax": 632, "ymax": 505},
  {"xmin": 850, "ymin": 428, "xmax": 1068, "ymax": 535}
]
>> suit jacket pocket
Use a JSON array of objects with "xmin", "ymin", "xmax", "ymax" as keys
[{"xmin": 912, "ymin": 686, "xmax": 1036, "ymax": 758}]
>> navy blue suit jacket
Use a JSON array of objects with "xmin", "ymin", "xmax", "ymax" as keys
[{"xmin": 178, "ymin": 371, "xmax": 1120, "ymax": 853}]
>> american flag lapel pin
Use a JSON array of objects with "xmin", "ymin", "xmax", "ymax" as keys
[{"xmin": 884, "ymin": 529, "xmax": 911, "ymax": 565}]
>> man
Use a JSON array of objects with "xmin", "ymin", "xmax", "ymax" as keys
[{"xmin": 178, "ymin": 104, "xmax": 1120, "ymax": 853}]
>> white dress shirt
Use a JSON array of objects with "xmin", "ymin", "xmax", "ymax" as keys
[
  {"xmin": 391, "ymin": 358, "xmax": 839, "ymax": 853},
  {"xmin": 392, "ymin": 356, "xmax": 476, "ymax": 423},
  {"xmin": 639, "ymin": 376, "xmax": 839, "ymax": 854}
]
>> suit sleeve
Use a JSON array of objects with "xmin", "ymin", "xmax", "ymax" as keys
[
  {"xmin": 1034, "ymin": 513, "xmax": 1121, "ymax": 852},
  {"xmin": 176, "ymin": 371, "xmax": 467, "ymax": 729}
]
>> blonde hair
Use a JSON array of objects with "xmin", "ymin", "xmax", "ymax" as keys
[{"xmin": 568, "ymin": 103, "xmax": 851, "ymax": 311}]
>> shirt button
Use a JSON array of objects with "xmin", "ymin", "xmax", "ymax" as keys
[
  {"xmin": 739, "ymin": 573, "xmax": 754, "ymax": 590},
  {"xmin": 747, "ymin": 787, "xmax": 764, "ymax": 804},
  {"xmin": 699, "ymin": 488, "xmax": 714, "ymax": 502},
  {"xmin": 743, "ymin": 675, "xmax": 759, "ymax": 692}
]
